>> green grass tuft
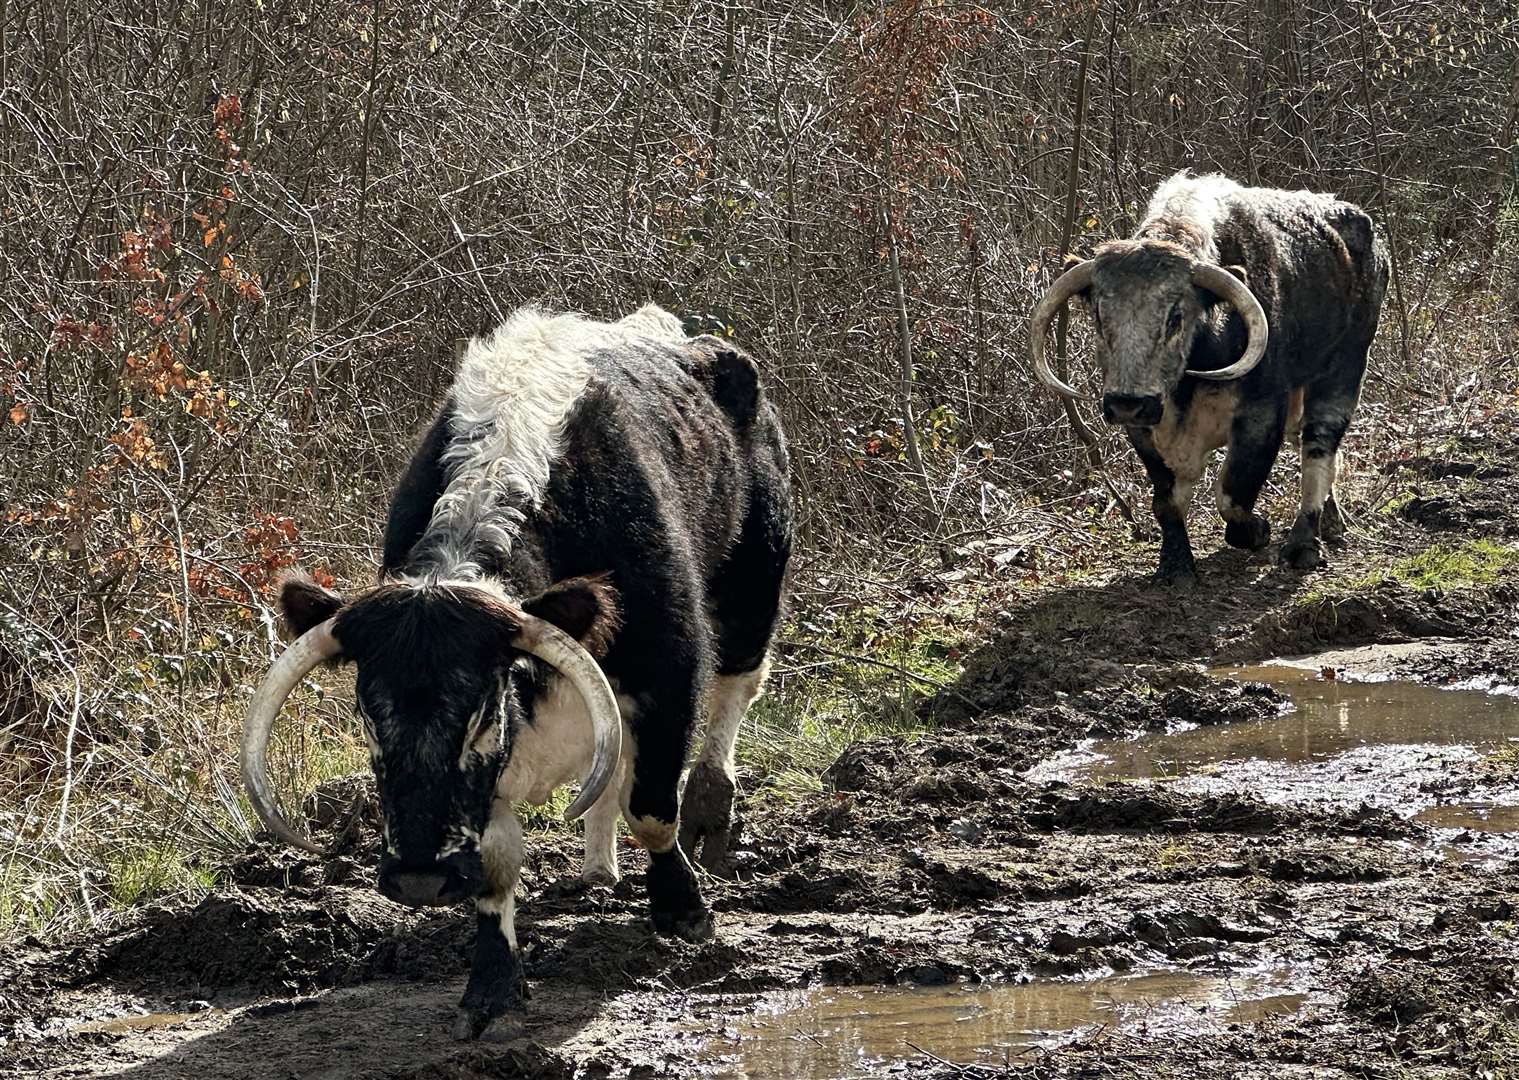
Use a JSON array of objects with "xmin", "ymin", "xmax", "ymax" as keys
[
  {"xmin": 1369, "ymin": 539, "xmax": 1519, "ymax": 592},
  {"xmin": 1300, "ymin": 540, "xmax": 1519, "ymax": 609},
  {"xmin": 105, "ymin": 843, "xmax": 218, "ymax": 908},
  {"xmin": 737, "ymin": 606, "xmax": 968, "ymax": 801}
]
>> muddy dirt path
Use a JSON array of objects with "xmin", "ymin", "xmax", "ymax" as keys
[{"xmin": 6, "ymin": 418, "xmax": 1519, "ymax": 1079}]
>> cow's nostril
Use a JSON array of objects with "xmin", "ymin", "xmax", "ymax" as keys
[{"xmin": 377, "ymin": 854, "xmax": 484, "ymax": 907}]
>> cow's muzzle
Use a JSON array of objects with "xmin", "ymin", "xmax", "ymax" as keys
[
  {"xmin": 378, "ymin": 850, "xmax": 485, "ymax": 907},
  {"xmin": 1101, "ymin": 393, "xmax": 1164, "ymax": 427}
]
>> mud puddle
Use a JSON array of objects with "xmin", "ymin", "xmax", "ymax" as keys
[
  {"xmin": 695, "ymin": 970, "xmax": 1307, "ymax": 1078},
  {"xmin": 1031, "ymin": 662, "xmax": 1519, "ymax": 832},
  {"xmin": 69, "ymin": 1009, "xmax": 219, "ymax": 1035},
  {"xmin": 1415, "ymin": 801, "xmax": 1519, "ymax": 832}
]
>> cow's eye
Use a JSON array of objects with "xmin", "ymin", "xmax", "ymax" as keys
[{"xmin": 1166, "ymin": 304, "xmax": 1184, "ymax": 336}]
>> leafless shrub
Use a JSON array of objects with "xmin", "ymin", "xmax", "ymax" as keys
[{"xmin": 0, "ymin": 0, "xmax": 1514, "ymax": 930}]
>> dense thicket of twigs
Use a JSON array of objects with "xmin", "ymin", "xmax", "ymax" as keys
[{"xmin": 0, "ymin": 1, "xmax": 1516, "ymax": 924}]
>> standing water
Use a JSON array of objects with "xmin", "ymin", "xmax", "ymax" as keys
[
  {"xmin": 698, "ymin": 971, "xmax": 1305, "ymax": 1079},
  {"xmin": 1030, "ymin": 663, "xmax": 1519, "ymax": 829}
]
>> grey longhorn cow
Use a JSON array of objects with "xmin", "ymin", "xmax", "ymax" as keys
[{"xmin": 1030, "ymin": 171, "xmax": 1388, "ymax": 583}]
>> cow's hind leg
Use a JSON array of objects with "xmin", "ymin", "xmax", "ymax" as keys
[
  {"xmin": 625, "ymin": 716, "xmax": 714, "ymax": 942},
  {"xmin": 681, "ymin": 480, "xmax": 790, "ymax": 872},
  {"xmin": 1217, "ymin": 397, "xmax": 1288, "ymax": 553},
  {"xmin": 454, "ymin": 805, "xmax": 527, "ymax": 1041},
  {"xmin": 680, "ymin": 662, "xmax": 769, "ymax": 873},
  {"xmin": 618, "ymin": 612, "xmax": 715, "ymax": 942},
  {"xmin": 1283, "ymin": 381, "xmax": 1361, "ymax": 569}
]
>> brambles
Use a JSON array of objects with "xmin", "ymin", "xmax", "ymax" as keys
[{"xmin": 0, "ymin": 0, "xmax": 1515, "ymax": 938}]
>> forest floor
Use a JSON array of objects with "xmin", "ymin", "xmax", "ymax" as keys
[{"xmin": 5, "ymin": 409, "xmax": 1519, "ymax": 1079}]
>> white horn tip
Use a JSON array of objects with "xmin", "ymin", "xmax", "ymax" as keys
[{"xmin": 561, "ymin": 786, "xmax": 598, "ymax": 822}]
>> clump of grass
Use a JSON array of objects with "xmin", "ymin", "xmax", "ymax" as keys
[
  {"xmin": 104, "ymin": 843, "xmax": 218, "ymax": 908},
  {"xmin": 738, "ymin": 604, "xmax": 969, "ymax": 801},
  {"xmin": 516, "ymin": 787, "xmax": 574, "ymax": 832},
  {"xmin": 1300, "ymin": 540, "xmax": 1519, "ymax": 609},
  {"xmin": 1480, "ymin": 743, "xmax": 1519, "ymax": 783},
  {"xmin": 1151, "ymin": 840, "xmax": 1200, "ymax": 872},
  {"xmin": 1374, "ymin": 539, "xmax": 1519, "ymax": 591},
  {"xmin": 0, "ymin": 655, "xmax": 369, "ymax": 938}
]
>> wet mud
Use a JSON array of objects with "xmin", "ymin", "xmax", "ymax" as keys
[{"xmin": 5, "ymin": 418, "xmax": 1519, "ymax": 1079}]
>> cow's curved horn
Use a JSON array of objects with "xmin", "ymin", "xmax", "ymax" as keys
[
  {"xmin": 1029, "ymin": 259, "xmax": 1098, "ymax": 401},
  {"xmin": 241, "ymin": 620, "xmax": 341, "ymax": 854},
  {"xmin": 511, "ymin": 616, "xmax": 622, "ymax": 822},
  {"xmin": 1188, "ymin": 264, "xmax": 1269, "ymax": 380}
]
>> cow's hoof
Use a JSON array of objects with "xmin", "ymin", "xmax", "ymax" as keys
[
  {"xmin": 1224, "ymin": 515, "xmax": 1271, "ymax": 551},
  {"xmin": 1153, "ymin": 567, "xmax": 1198, "ymax": 591},
  {"xmin": 582, "ymin": 867, "xmax": 620, "ymax": 889},
  {"xmin": 452, "ymin": 1005, "xmax": 524, "ymax": 1042},
  {"xmin": 452, "ymin": 1008, "xmax": 489, "ymax": 1042},
  {"xmin": 653, "ymin": 906, "xmax": 716, "ymax": 944},
  {"xmin": 1280, "ymin": 538, "xmax": 1323, "ymax": 570},
  {"xmin": 457, "ymin": 964, "xmax": 527, "ymax": 1042}
]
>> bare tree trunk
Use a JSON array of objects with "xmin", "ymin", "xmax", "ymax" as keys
[
  {"xmin": 1053, "ymin": 3, "xmax": 1105, "ymax": 466},
  {"xmin": 353, "ymin": 0, "xmax": 385, "ymax": 291},
  {"xmin": 348, "ymin": 0, "xmax": 385, "ymax": 390},
  {"xmin": 878, "ymin": 9, "xmax": 929, "ymax": 493},
  {"xmin": 1048, "ymin": 0, "xmax": 1136, "ymax": 522},
  {"xmin": 1358, "ymin": 15, "xmax": 1412, "ymax": 375}
]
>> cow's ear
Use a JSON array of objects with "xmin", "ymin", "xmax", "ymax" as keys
[
  {"xmin": 522, "ymin": 574, "xmax": 621, "ymax": 659},
  {"xmin": 1201, "ymin": 265, "xmax": 1251, "ymax": 312},
  {"xmin": 1062, "ymin": 253, "xmax": 1094, "ymax": 307},
  {"xmin": 279, "ymin": 572, "xmax": 345, "ymax": 637}
]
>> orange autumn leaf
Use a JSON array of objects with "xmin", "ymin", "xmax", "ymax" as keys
[{"xmin": 8, "ymin": 403, "xmax": 28, "ymax": 425}]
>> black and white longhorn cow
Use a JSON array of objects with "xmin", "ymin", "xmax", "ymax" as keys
[
  {"xmin": 242, "ymin": 304, "xmax": 792, "ymax": 1038},
  {"xmin": 1030, "ymin": 171, "xmax": 1388, "ymax": 583}
]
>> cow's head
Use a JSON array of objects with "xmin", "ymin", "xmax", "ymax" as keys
[
  {"xmin": 241, "ymin": 573, "xmax": 620, "ymax": 908},
  {"xmin": 1028, "ymin": 239, "xmax": 1269, "ymax": 426}
]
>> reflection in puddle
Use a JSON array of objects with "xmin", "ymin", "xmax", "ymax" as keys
[
  {"xmin": 702, "ymin": 971, "xmax": 1304, "ymax": 1079},
  {"xmin": 1415, "ymin": 801, "xmax": 1519, "ymax": 833},
  {"xmin": 1031, "ymin": 664, "xmax": 1519, "ymax": 831},
  {"xmin": 1103, "ymin": 665, "xmax": 1519, "ymax": 777}
]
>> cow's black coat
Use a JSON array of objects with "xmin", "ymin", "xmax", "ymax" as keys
[{"xmin": 281, "ymin": 322, "xmax": 791, "ymax": 1034}]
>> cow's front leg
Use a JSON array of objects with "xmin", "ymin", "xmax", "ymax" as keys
[
  {"xmin": 1129, "ymin": 429, "xmax": 1197, "ymax": 586},
  {"xmin": 453, "ymin": 804, "xmax": 527, "ymax": 1041},
  {"xmin": 1282, "ymin": 397, "xmax": 1354, "ymax": 569},
  {"xmin": 1218, "ymin": 399, "xmax": 1287, "ymax": 553}
]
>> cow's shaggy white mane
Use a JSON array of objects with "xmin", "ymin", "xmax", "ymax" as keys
[
  {"xmin": 1142, "ymin": 171, "xmax": 1347, "ymax": 263},
  {"xmin": 408, "ymin": 304, "xmax": 685, "ymax": 580},
  {"xmin": 1140, "ymin": 171, "xmax": 1242, "ymax": 260}
]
